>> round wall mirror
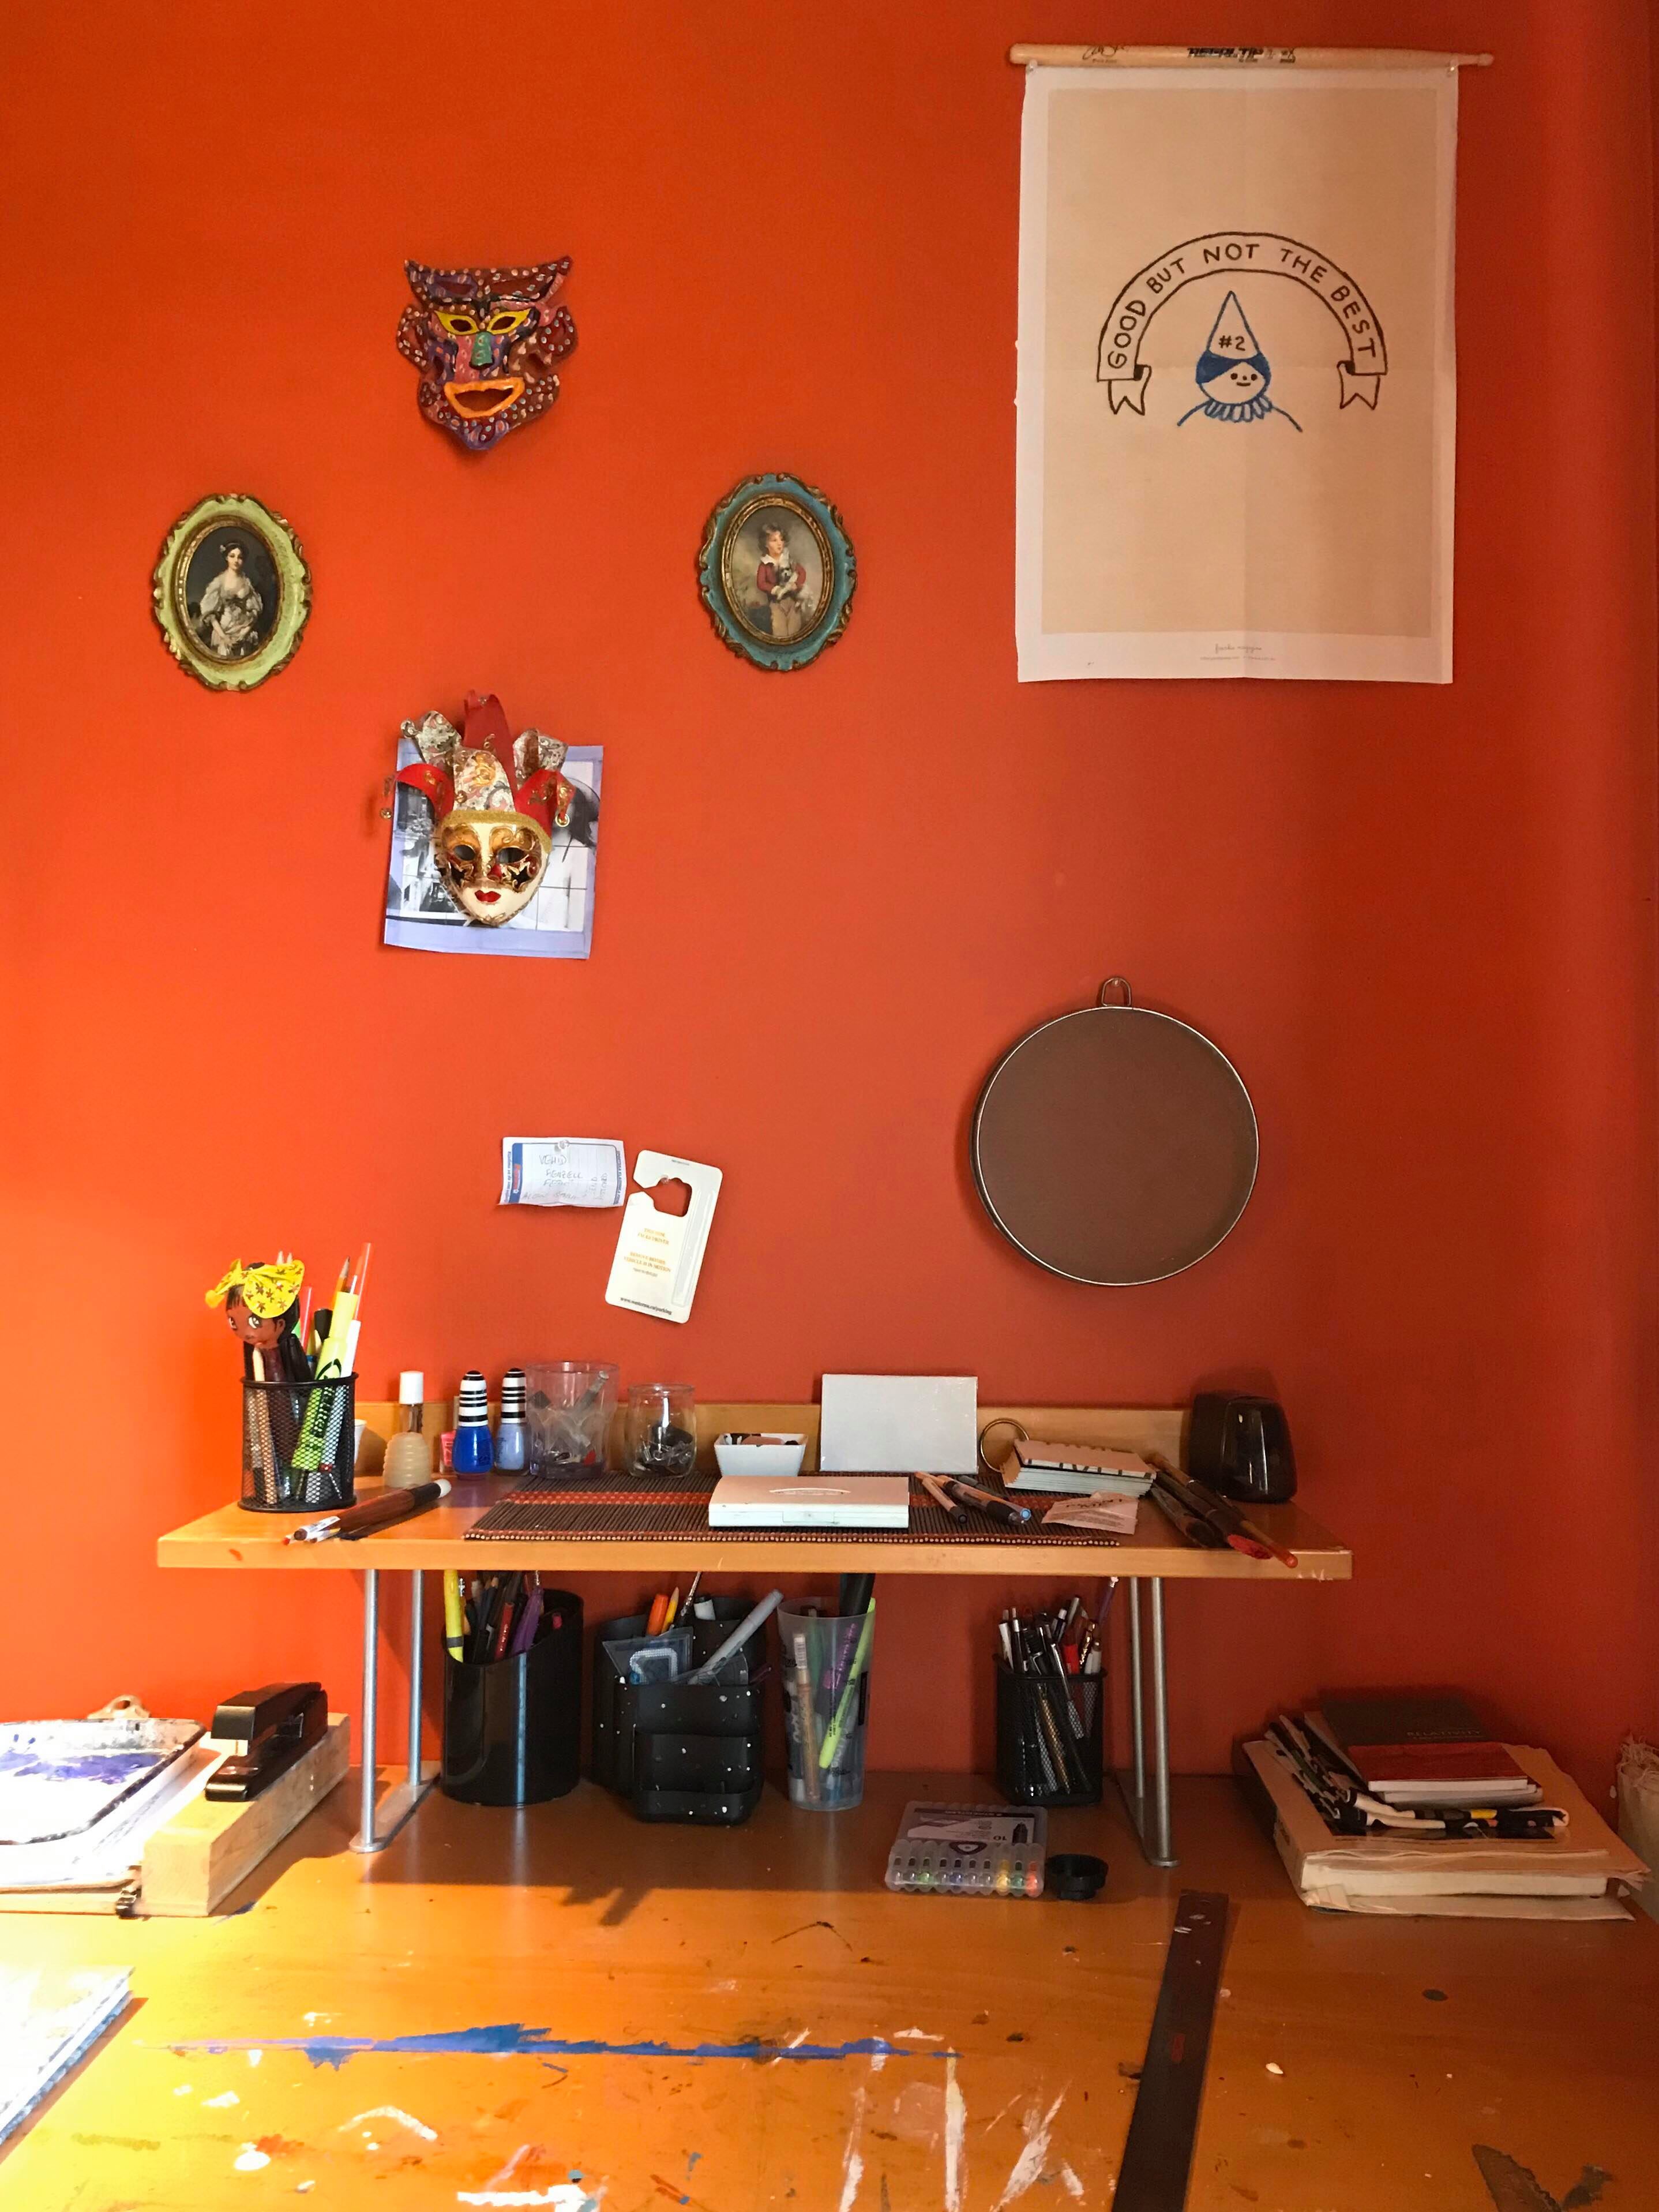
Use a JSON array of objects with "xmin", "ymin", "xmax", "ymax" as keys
[{"xmin": 970, "ymin": 978, "xmax": 1259, "ymax": 1286}]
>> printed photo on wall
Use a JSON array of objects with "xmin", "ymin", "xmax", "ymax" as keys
[{"xmin": 382, "ymin": 691, "xmax": 602, "ymax": 960}]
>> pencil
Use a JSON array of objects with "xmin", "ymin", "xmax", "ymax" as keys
[{"xmin": 914, "ymin": 1471, "xmax": 968, "ymax": 1521}]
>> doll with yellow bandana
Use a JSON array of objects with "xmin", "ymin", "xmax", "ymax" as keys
[{"xmin": 206, "ymin": 1257, "xmax": 309, "ymax": 1382}]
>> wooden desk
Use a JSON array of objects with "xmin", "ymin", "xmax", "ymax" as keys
[
  {"xmin": 157, "ymin": 1405, "xmax": 1352, "ymax": 1867},
  {"xmin": 3, "ymin": 1772, "xmax": 1652, "ymax": 2210}
]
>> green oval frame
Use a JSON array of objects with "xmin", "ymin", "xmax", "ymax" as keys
[
  {"xmin": 152, "ymin": 493, "xmax": 311, "ymax": 691},
  {"xmin": 697, "ymin": 473, "xmax": 855, "ymax": 673}
]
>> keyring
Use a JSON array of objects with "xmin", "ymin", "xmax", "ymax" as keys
[{"xmin": 977, "ymin": 1416, "xmax": 1030, "ymax": 1479}]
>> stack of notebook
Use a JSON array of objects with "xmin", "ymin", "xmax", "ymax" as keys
[{"xmin": 1237, "ymin": 1694, "xmax": 1649, "ymax": 1919}]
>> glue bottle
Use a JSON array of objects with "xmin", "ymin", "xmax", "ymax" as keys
[
  {"xmin": 452, "ymin": 1370, "xmax": 495, "ymax": 1474},
  {"xmin": 383, "ymin": 1371, "xmax": 433, "ymax": 1490},
  {"xmin": 494, "ymin": 1367, "xmax": 529, "ymax": 1473}
]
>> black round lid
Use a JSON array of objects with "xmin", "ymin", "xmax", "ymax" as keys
[{"xmin": 1046, "ymin": 1851, "xmax": 1108, "ymax": 1901}]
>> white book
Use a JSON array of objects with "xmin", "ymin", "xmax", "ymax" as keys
[{"xmin": 708, "ymin": 1475, "xmax": 910, "ymax": 1530}]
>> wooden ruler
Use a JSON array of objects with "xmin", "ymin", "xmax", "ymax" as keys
[{"xmin": 1114, "ymin": 1890, "xmax": 1229, "ymax": 2211}]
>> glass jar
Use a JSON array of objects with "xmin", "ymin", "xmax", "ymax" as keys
[{"xmin": 624, "ymin": 1384, "xmax": 697, "ymax": 1477}]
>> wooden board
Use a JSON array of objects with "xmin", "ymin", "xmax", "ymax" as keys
[
  {"xmin": 140, "ymin": 1718, "xmax": 349, "ymax": 1917},
  {"xmin": 0, "ymin": 1772, "xmax": 1652, "ymax": 2209},
  {"xmin": 159, "ymin": 1403, "xmax": 1352, "ymax": 1581}
]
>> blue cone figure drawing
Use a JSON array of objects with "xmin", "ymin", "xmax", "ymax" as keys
[{"xmin": 1178, "ymin": 291, "xmax": 1301, "ymax": 431}]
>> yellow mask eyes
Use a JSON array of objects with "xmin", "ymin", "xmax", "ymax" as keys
[{"xmin": 436, "ymin": 308, "xmax": 531, "ymax": 337}]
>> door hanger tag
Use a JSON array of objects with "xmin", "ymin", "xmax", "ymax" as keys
[{"xmin": 604, "ymin": 1152, "xmax": 723, "ymax": 1324}]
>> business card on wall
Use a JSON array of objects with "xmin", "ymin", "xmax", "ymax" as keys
[{"xmin": 604, "ymin": 1153, "xmax": 723, "ymax": 1324}]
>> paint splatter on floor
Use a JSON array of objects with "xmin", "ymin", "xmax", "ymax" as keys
[
  {"xmin": 943, "ymin": 2053, "xmax": 967, "ymax": 2212},
  {"xmin": 774, "ymin": 1919, "xmax": 854, "ymax": 1951},
  {"xmin": 169, "ymin": 2022, "xmax": 957, "ymax": 2069},
  {"xmin": 339, "ymin": 2105, "xmax": 439, "ymax": 2143},
  {"xmin": 1473, "ymin": 2149, "xmax": 1613, "ymax": 2212},
  {"xmin": 992, "ymin": 2091, "xmax": 1067, "ymax": 2210},
  {"xmin": 457, "ymin": 2143, "xmax": 603, "ymax": 2209},
  {"xmin": 836, "ymin": 2086, "xmax": 869, "ymax": 2211}
]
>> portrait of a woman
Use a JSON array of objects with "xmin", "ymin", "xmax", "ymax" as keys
[{"xmin": 193, "ymin": 540, "xmax": 267, "ymax": 658}]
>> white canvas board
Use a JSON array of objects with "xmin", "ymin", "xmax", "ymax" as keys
[{"xmin": 819, "ymin": 1375, "xmax": 978, "ymax": 1475}]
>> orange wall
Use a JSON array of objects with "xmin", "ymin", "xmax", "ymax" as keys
[{"xmin": 4, "ymin": 1, "xmax": 1656, "ymax": 1792}]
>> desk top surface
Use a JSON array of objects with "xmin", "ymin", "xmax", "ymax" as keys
[
  {"xmin": 157, "ymin": 1482, "xmax": 1349, "ymax": 1579},
  {"xmin": 157, "ymin": 1403, "xmax": 1351, "ymax": 1580}
]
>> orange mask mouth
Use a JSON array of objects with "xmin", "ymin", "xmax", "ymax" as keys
[{"xmin": 444, "ymin": 378, "xmax": 524, "ymax": 419}]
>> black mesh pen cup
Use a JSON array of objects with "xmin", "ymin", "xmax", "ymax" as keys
[
  {"xmin": 442, "ymin": 1589, "xmax": 583, "ymax": 1806},
  {"xmin": 996, "ymin": 1662, "xmax": 1104, "ymax": 1808},
  {"xmin": 241, "ymin": 1375, "xmax": 356, "ymax": 1513}
]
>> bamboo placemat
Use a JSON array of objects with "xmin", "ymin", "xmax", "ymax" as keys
[{"xmin": 466, "ymin": 1472, "xmax": 1118, "ymax": 1549}]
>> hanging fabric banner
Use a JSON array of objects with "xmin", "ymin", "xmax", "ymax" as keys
[{"xmin": 1015, "ymin": 65, "xmax": 1458, "ymax": 682}]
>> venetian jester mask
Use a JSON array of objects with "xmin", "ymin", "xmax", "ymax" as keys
[
  {"xmin": 396, "ymin": 258, "xmax": 576, "ymax": 452},
  {"xmin": 397, "ymin": 692, "xmax": 575, "ymax": 927}
]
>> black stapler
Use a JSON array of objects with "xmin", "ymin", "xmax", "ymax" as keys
[{"xmin": 205, "ymin": 1682, "xmax": 326, "ymax": 1801}]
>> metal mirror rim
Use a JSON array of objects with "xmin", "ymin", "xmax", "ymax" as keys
[{"xmin": 969, "ymin": 990, "xmax": 1260, "ymax": 1288}]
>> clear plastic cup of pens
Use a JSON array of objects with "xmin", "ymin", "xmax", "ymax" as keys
[
  {"xmin": 779, "ymin": 1603, "xmax": 873, "ymax": 1811},
  {"xmin": 526, "ymin": 1360, "xmax": 618, "ymax": 1474}
]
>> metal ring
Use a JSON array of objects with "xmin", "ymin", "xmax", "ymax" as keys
[
  {"xmin": 1097, "ymin": 975, "xmax": 1133, "ymax": 1008},
  {"xmin": 977, "ymin": 1416, "xmax": 1030, "ymax": 1477}
]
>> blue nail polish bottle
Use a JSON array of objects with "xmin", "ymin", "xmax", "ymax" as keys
[{"xmin": 452, "ymin": 1370, "xmax": 494, "ymax": 1473}]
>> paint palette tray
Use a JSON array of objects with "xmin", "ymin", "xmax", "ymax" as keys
[{"xmin": 884, "ymin": 1801, "xmax": 1049, "ymax": 1898}]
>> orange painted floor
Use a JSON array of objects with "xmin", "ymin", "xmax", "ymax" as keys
[{"xmin": 2, "ymin": 1772, "xmax": 1656, "ymax": 2210}]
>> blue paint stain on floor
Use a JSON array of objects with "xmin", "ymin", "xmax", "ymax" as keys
[{"xmin": 168, "ymin": 2024, "xmax": 956, "ymax": 2072}]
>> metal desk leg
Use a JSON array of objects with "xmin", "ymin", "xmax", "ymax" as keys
[
  {"xmin": 350, "ymin": 1568, "xmax": 439, "ymax": 1854},
  {"xmin": 1117, "ymin": 1578, "xmax": 1178, "ymax": 1869}
]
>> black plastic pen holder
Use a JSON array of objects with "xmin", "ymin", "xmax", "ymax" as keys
[
  {"xmin": 591, "ymin": 1599, "xmax": 768, "ymax": 1824},
  {"xmin": 441, "ymin": 1589, "xmax": 583, "ymax": 1806},
  {"xmin": 995, "ymin": 1662, "xmax": 1104, "ymax": 1808},
  {"xmin": 241, "ymin": 1375, "xmax": 356, "ymax": 1513}
]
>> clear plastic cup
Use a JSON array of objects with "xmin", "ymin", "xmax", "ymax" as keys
[
  {"xmin": 779, "ymin": 1605, "xmax": 873, "ymax": 1810},
  {"xmin": 526, "ymin": 1362, "xmax": 618, "ymax": 1474}
]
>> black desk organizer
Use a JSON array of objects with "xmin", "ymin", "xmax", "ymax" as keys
[{"xmin": 591, "ymin": 1597, "xmax": 769, "ymax": 1825}]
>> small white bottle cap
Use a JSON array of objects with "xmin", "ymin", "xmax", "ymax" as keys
[{"xmin": 399, "ymin": 1370, "xmax": 424, "ymax": 1404}]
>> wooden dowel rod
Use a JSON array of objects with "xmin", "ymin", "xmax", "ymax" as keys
[{"xmin": 1008, "ymin": 45, "xmax": 1492, "ymax": 70}]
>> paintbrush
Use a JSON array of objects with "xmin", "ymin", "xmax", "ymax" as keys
[{"xmin": 1147, "ymin": 1457, "xmax": 1274, "ymax": 1560}]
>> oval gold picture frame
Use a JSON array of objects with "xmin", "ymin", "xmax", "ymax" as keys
[
  {"xmin": 697, "ymin": 473, "xmax": 855, "ymax": 673},
  {"xmin": 152, "ymin": 493, "xmax": 311, "ymax": 691}
]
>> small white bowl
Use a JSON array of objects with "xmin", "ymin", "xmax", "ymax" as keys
[{"xmin": 714, "ymin": 1431, "xmax": 808, "ymax": 1478}]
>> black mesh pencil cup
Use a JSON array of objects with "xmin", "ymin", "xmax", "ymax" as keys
[
  {"xmin": 996, "ymin": 1662, "xmax": 1103, "ymax": 1808},
  {"xmin": 241, "ymin": 1375, "xmax": 356, "ymax": 1512}
]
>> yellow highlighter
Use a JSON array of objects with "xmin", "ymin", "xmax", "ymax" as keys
[{"xmin": 443, "ymin": 1570, "xmax": 466, "ymax": 1663}]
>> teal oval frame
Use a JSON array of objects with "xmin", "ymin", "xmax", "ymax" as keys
[{"xmin": 697, "ymin": 473, "xmax": 855, "ymax": 673}]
